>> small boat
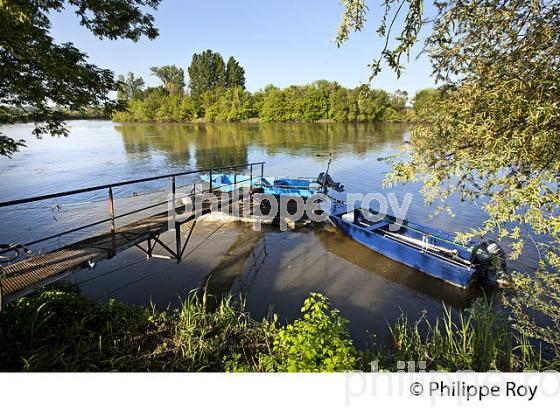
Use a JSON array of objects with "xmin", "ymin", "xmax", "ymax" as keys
[
  {"xmin": 329, "ymin": 205, "xmax": 508, "ymax": 288},
  {"xmin": 200, "ymin": 173, "xmax": 322, "ymax": 198}
]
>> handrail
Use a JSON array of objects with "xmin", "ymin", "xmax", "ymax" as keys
[
  {"xmin": 0, "ymin": 162, "xmax": 266, "ymax": 258},
  {"xmin": 0, "ymin": 162, "xmax": 265, "ymax": 208}
]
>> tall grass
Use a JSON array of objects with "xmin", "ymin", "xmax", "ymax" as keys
[
  {"xmin": 0, "ymin": 284, "xmax": 554, "ymax": 371},
  {"xmin": 0, "ymin": 284, "xmax": 274, "ymax": 371},
  {"xmin": 368, "ymin": 298, "xmax": 543, "ymax": 371}
]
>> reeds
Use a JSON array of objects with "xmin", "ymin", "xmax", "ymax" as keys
[
  {"xmin": 368, "ymin": 298, "xmax": 544, "ymax": 371},
  {"xmin": 0, "ymin": 284, "xmax": 553, "ymax": 372},
  {"xmin": 0, "ymin": 284, "xmax": 274, "ymax": 371}
]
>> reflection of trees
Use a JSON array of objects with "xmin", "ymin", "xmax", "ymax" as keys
[
  {"xmin": 113, "ymin": 122, "xmax": 408, "ymax": 168},
  {"xmin": 115, "ymin": 123, "xmax": 193, "ymax": 166},
  {"xmin": 255, "ymin": 122, "xmax": 408, "ymax": 157}
]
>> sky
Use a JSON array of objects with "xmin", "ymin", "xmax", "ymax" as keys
[{"xmin": 49, "ymin": 0, "xmax": 436, "ymax": 95}]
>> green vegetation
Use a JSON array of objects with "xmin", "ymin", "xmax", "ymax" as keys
[
  {"xmin": 258, "ymin": 293, "xmax": 357, "ymax": 372},
  {"xmin": 0, "ymin": 284, "xmax": 273, "ymax": 371},
  {"xmin": 150, "ymin": 65, "xmax": 185, "ymax": 96},
  {"xmin": 373, "ymin": 300, "xmax": 542, "ymax": 372},
  {"xmin": 0, "ymin": 0, "xmax": 160, "ymax": 156},
  {"xmin": 112, "ymin": 78, "xmax": 412, "ymax": 123},
  {"xmin": 188, "ymin": 50, "xmax": 245, "ymax": 99},
  {"xmin": 339, "ymin": 0, "xmax": 560, "ymax": 362},
  {"xmin": 1, "ymin": 285, "xmax": 556, "ymax": 372},
  {"xmin": 117, "ymin": 73, "xmax": 146, "ymax": 101},
  {"xmin": 112, "ymin": 48, "xmax": 412, "ymax": 123}
]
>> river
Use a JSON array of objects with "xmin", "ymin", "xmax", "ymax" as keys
[{"xmin": 0, "ymin": 120, "xmax": 538, "ymax": 346}]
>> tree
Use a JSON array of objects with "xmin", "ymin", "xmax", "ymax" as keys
[
  {"xmin": 410, "ymin": 88, "xmax": 443, "ymax": 121},
  {"xmin": 0, "ymin": 0, "xmax": 160, "ymax": 156},
  {"xmin": 337, "ymin": 0, "xmax": 560, "ymax": 354},
  {"xmin": 150, "ymin": 65, "xmax": 185, "ymax": 96},
  {"xmin": 225, "ymin": 56, "xmax": 246, "ymax": 89},
  {"xmin": 260, "ymin": 85, "xmax": 287, "ymax": 122},
  {"xmin": 188, "ymin": 50, "xmax": 247, "ymax": 101},
  {"xmin": 188, "ymin": 50, "xmax": 227, "ymax": 98},
  {"xmin": 117, "ymin": 73, "xmax": 145, "ymax": 101}
]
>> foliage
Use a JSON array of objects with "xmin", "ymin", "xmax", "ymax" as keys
[
  {"xmin": 410, "ymin": 87, "xmax": 444, "ymax": 121},
  {"xmin": 337, "ymin": 0, "xmax": 423, "ymax": 79},
  {"xmin": 113, "ymin": 79, "xmax": 411, "ymax": 123},
  {"xmin": 225, "ymin": 56, "xmax": 246, "ymax": 89},
  {"xmin": 187, "ymin": 50, "xmax": 245, "ymax": 100},
  {"xmin": 117, "ymin": 72, "xmax": 145, "ymax": 101},
  {"xmin": 0, "ymin": 283, "xmax": 157, "ymax": 371},
  {"xmin": 2, "ymin": 286, "xmax": 558, "ymax": 371},
  {"xmin": 201, "ymin": 87, "xmax": 256, "ymax": 121},
  {"xmin": 370, "ymin": 298, "xmax": 543, "ymax": 372},
  {"xmin": 0, "ymin": 284, "xmax": 274, "ymax": 371},
  {"xmin": 505, "ymin": 269, "xmax": 560, "ymax": 369},
  {"xmin": 259, "ymin": 293, "xmax": 357, "ymax": 372},
  {"xmin": 112, "ymin": 93, "xmax": 198, "ymax": 122},
  {"xmin": 0, "ymin": 0, "xmax": 160, "ymax": 156},
  {"xmin": 150, "ymin": 65, "xmax": 185, "ymax": 96},
  {"xmin": 338, "ymin": 1, "xmax": 560, "ymax": 356}
]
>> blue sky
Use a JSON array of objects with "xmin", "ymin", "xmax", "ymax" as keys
[{"xmin": 49, "ymin": 0, "xmax": 436, "ymax": 95}]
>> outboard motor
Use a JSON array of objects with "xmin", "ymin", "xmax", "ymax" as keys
[
  {"xmin": 471, "ymin": 240, "xmax": 508, "ymax": 286},
  {"xmin": 317, "ymin": 172, "xmax": 344, "ymax": 192}
]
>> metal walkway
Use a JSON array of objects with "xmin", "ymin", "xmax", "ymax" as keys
[{"xmin": 0, "ymin": 162, "xmax": 264, "ymax": 305}]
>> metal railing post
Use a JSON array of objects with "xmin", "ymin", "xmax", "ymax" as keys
[
  {"xmin": 209, "ymin": 169, "xmax": 213, "ymax": 193},
  {"xmin": 250, "ymin": 165, "xmax": 253, "ymax": 195},
  {"xmin": 108, "ymin": 187, "xmax": 117, "ymax": 257},
  {"xmin": 172, "ymin": 176, "xmax": 176, "ymax": 226},
  {"xmin": 260, "ymin": 163, "xmax": 264, "ymax": 188}
]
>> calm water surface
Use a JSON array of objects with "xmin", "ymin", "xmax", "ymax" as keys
[{"xmin": 0, "ymin": 120, "xmax": 536, "ymax": 346}]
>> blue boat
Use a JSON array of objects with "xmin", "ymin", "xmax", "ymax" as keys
[
  {"xmin": 200, "ymin": 173, "xmax": 321, "ymax": 198},
  {"xmin": 329, "ymin": 205, "xmax": 508, "ymax": 288}
]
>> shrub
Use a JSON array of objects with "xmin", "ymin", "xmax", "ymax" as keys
[{"xmin": 259, "ymin": 293, "xmax": 357, "ymax": 372}]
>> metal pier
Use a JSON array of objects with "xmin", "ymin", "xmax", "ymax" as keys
[{"xmin": 0, "ymin": 162, "xmax": 265, "ymax": 305}]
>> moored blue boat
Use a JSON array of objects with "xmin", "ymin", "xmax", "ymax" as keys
[
  {"xmin": 200, "ymin": 173, "xmax": 321, "ymax": 198},
  {"xmin": 329, "ymin": 204, "xmax": 508, "ymax": 288}
]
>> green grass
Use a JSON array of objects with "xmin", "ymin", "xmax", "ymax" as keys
[
  {"xmin": 0, "ymin": 283, "xmax": 554, "ymax": 371},
  {"xmin": 367, "ymin": 298, "xmax": 544, "ymax": 371},
  {"xmin": 0, "ymin": 284, "xmax": 274, "ymax": 371}
]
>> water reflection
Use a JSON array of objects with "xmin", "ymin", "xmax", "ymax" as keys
[
  {"xmin": 113, "ymin": 122, "xmax": 409, "ymax": 169},
  {"xmin": 315, "ymin": 225, "xmax": 479, "ymax": 308}
]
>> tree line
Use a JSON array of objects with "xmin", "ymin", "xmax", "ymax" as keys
[{"xmin": 112, "ymin": 49, "xmax": 424, "ymax": 123}]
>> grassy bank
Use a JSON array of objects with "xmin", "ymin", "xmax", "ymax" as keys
[{"xmin": 0, "ymin": 284, "xmax": 555, "ymax": 372}]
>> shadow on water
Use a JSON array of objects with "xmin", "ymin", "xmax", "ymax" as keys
[
  {"xmin": 200, "ymin": 226, "xmax": 266, "ymax": 310},
  {"xmin": 314, "ymin": 225, "xmax": 481, "ymax": 309}
]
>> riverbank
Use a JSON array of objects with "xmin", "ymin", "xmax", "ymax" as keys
[
  {"xmin": 112, "ymin": 117, "xmax": 413, "ymax": 125},
  {"xmin": 0, "ymin": 283, "xmax": 552, "ymax": 372},
  {"xmin": 111, "ymin": 82, "xmax": 416, "ymax": 123}
]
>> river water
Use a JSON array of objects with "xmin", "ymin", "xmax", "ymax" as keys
[{"xmin": 0, "ymin": 120, "xmax": 538, "ymax": 346}]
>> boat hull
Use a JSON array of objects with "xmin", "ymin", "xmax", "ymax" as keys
[{"xmin": 329, "ymin": 210, "xmax": 476, "ymax": 288}]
